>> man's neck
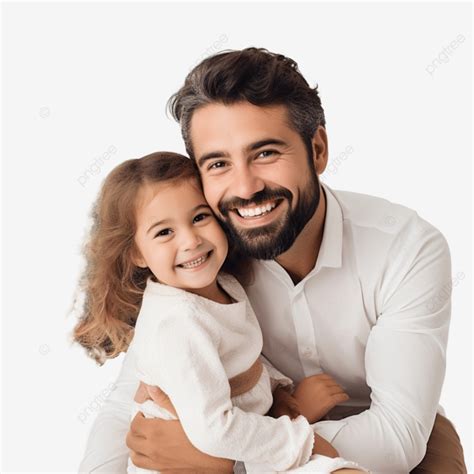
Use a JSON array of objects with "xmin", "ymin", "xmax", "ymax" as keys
[{"xmin": 275, "ymin": 185, "xmax": 327, "ymax": 285}]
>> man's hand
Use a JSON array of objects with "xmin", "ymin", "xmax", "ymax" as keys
[
  {"xmin": 127, "ymin": 382, "xmax": 234, "ymax": 473},
  {"xmin": 293, "ymin": 374, "xmax": 349, "ymax": 424},
  {"xmin": 134, "ymin": 382, "xmax": 178, "ymax": 418}
]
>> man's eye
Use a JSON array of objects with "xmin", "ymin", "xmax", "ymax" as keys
[
  {"xmin": 193, "ymin": 213, "xmax": 210, "ymax": 223},
  {"xmin": 208, "ymin": 161, "xmax": 227, "ymax": 170},
  {"xmin": 257, "ymin": 150, "xmax": 278, "ymax": 159},
  {"xmin": 155, "ymin": 228, "xmax": 172, "ymax": 238}
]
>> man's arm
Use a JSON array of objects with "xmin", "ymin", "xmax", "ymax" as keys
[
  {"xmin": 131, "ymin": 314, "xmax": 315, "ymax": 472},
  {"xmin": 78, "ymin": 344, "xmax": 139, "ymax": 473},
  {"xmin": 312, "ymin": 219, "xmax": 452, "ymax": 472}
]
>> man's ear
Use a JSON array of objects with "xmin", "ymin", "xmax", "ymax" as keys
[{"xmin": 311, "ymin": 126, "xmax": 329, "ymax": 175}]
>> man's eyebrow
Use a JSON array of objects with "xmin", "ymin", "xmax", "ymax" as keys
[
  {"xmin": 197, "ymin": 151, "xmax": 227, "ymax": 169},
  {"xmin": 146, "ymin": 204, "xmax": 211, "ymax": 235},
  {"xmin": 196, "ymin": 138, "xmax": 288, "ymax": 169},
  {"xmin": 247, "ymin": 138, "xmax": 288, "ymax": 151}
]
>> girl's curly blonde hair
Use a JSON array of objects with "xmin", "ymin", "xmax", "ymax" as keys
[
  {"xmin": 74, "ymin": 152, "xmax": 198, "ymax": 364},
  {"xmin": 73, "ymin": 151, "xmax": 251, "ymax": 365}
]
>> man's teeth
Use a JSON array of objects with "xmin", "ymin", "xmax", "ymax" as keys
[
  {"xmin": 237, "ymin": 202, "xmax": 277, "ymax": 218},
  {"xmin": 180, "ymin": 253, "xmax": 209, "ymax": 269}
]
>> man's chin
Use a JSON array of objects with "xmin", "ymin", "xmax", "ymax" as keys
[
  {"xmin": 226, "ymin": 218, "xmax": 283, "ymax": 243},
  {"xmin": 237, "ymin": 241, "xmax": 288, "ymax": 260},
  {"xmin": 227, "ymin": 227, "xmax": 291, "ymax": 260},
  {"xmin": 219, "ymin": 209, "xmax": 293, "ymax": 259}
]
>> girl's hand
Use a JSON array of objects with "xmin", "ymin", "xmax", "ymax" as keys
[
  {"xmin": 312, "ymin": 433, "xmax": 339, "ymax": 457},
  {"xmin": 268, "ymin": 385, "xmax": 301, "ymax": 419},
  {"xmin": 293, "ymin": 374, "xmax": 349, "ymax": 424}
]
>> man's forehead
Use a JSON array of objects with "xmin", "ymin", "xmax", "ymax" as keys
[
  {"xmin": 191, "ymin": 101, "xmax": 291, "ymax": 127},
  {"xmin": 189, "ymin": 101, "xmax": 296, "ymax": 152}
]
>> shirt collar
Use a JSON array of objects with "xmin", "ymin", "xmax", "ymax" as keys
[
  {"xmin": 314, "ymin": 182, "xmax": 343, "ymax": 272},
  {"xmin": 256, "ymin": 182, "xmax": 343, "ymax": 279}
]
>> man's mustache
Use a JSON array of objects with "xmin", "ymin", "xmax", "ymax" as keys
[{"xmin": 218, "ymin": 187, "xmax": 292, "ymax": 217}]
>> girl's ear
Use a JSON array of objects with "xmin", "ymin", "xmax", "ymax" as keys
[
  {"xmin": 131, "ymin": 247, "xmax": 147, "ymax": 269},
  {"xmin": 134, "ymin": 257, "xmax": 148, "ymax": 268}
]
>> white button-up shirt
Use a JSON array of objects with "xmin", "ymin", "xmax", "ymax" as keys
[{"xmin": 79, "ymin": 184, "xmax": 451, "ymax": 473}]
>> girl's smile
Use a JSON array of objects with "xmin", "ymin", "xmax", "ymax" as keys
[
  {"xmin": 133, "ymin": 178, "xmax": 229, "ymax": 300},
  {"xmin": 176, "ymin": 249, "xmax": 213, "ymax": 270}
]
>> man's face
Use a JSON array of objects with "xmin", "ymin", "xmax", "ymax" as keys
[{"xmin": 190, "ymin": 101, "xmax": 321, "ymax": 260}]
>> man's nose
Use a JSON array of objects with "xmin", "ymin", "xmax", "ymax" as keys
[{"xmin": 231, "ymin": 164, "xmax": 265, "ymax": 200}]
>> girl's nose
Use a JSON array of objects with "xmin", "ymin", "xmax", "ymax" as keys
[{"xmin": 182, "ymin": 229, "xmax": 203, "ymax": 251}]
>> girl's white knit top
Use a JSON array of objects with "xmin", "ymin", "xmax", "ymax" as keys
[{"xmin": 130, "ymin": 272, "xmax": 315, "ymax": 471}]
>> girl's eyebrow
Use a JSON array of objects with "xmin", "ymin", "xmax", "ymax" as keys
[
  {"xmin": 191, "ymin": 204, "xmax": 211, "ymax": 212},
  {"xmin": 146, "ymin": 204, "xmax": 211, "ymax": 234},
  {"xmin": 147, "ymin": 218, "xmax": 170, "ymax": 235}
]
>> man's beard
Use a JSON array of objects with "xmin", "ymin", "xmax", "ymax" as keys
[{"xmin": 217, "ymin": 168, "xmax": 320, "ymax": 260}]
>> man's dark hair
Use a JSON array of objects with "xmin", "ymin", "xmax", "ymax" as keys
[{"xmin": 167, "ymin": 47, "xmax": 326, "ymax": 160}]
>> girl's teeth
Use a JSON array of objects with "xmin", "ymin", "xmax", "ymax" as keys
[{"xmin": 181, "ymin": 253, "xmax": 208, "ymax": 269}]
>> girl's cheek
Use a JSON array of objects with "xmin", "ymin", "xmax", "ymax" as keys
[
  {"xmin": 220, "ymin": 234, "xmax": 229, "ymax": 256},
  {"xmin": 217, "ymin": 229, "xmax": 229, "ymax": 251}
]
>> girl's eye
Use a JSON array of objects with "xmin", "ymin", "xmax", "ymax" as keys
[
  {"xmin": 155, "ymin": 228, "xmax": 172, "ymax": 238},
  {"xmin": 193, "ymin": 213, "xmax": 210, "ymax": 223}
]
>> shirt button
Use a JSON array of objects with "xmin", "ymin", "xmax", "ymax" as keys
[{"xmin": 303, "ymin": 348, "xmax": 314, "ymax": 358}]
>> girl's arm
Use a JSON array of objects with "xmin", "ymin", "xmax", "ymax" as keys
[
  {"xmin": 265, "ymin": 371, "xmax": 349, "ymax": 424},
  {"xmin": 141, "ymin": 313, "xmax": 315, "ymax": 472},
  {"xmin": 292, "ymin": 373, "xmax": 349, "ymax": 423},
  {"xmin": 259, "ymin": 353, "xmax": 294, "ymax": 392}
]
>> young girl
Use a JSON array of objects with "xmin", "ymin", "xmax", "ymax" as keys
[{"xmin": 74, "ymin": 151, "xmax": 368, "ymax": 473}]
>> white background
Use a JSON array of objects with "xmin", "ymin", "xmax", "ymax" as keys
[{"xmin": 1, "ymin": 1, "xmax": 472, "ymax": 472}]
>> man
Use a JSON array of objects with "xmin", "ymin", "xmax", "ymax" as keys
[{"xmin": 79, "ymin": 48, "xmax": 466, "ymax": 473}]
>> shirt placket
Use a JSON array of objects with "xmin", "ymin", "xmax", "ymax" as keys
[{"xmin": 291, "ymin": 287, "xmax": 322, "ymax": 377}]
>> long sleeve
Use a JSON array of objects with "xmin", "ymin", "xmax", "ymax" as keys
[
  {"xmin": 313, "ymin": 221, "xmax": 451, "ymax": 473},
  {"xmin": 259, "ymin": 353, "xmax": 294, "ymax": 392},
  {"xmin": 78, "ymin": 344, "xmax": 139, "ymax": 473},
  {"xmin": 141, "ymin": 312, "xmax": 315, "ymax": 472}
]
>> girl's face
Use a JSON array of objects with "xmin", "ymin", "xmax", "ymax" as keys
[{"xmin": 133, "ymin": 178, "xmax": 229, "ymax": 295}]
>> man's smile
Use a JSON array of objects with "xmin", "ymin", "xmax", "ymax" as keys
[
  {"xmin": 234, "ymin": 199, "xmax": 280, "ymax": 218},
  {"xmin": 229, "ymin": 199, "xmax": 286, "ymax": 227}
]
